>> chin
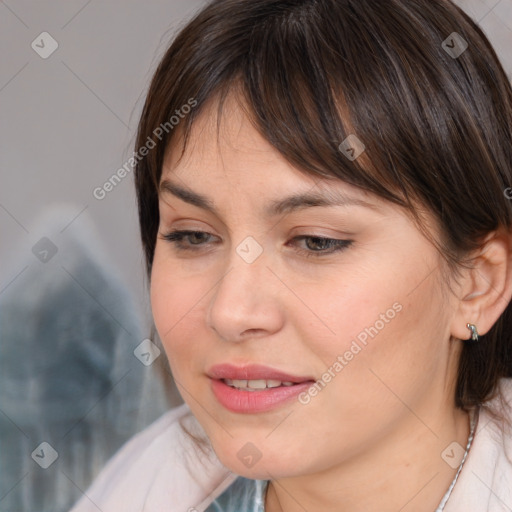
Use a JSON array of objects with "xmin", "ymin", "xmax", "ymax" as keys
[{"xmin": 211, "ymin": 440, "xmax": 306, "ymax": 481}]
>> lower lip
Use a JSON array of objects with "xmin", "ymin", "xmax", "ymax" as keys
[{"xmin": 210, "ymin": 379, "xmax": 314, "ymax": 413}]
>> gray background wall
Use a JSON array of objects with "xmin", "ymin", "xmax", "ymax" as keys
[{"xmin": 1, "ymin": 1, "xmax": 511, "ymax": 511}]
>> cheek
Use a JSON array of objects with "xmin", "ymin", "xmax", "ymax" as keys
[
  {"xmin": 308, "ymin": 252, "xmax": 448, "ymax": 399},
  {"xmin": 150, "ymin": 255, "xmax": 209, "ymax": 373},
  {"xmin": 321, "ymin": 275, "xmax": 450, "ymax": 425},
  {"xmin": 299, "ymin": 263, "xmax": 403, "ymax": 364}
]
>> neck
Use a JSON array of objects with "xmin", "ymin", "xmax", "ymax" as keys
[{"xmin": 265, "ymin": 404, "xmax": 470, "ymax": 512}]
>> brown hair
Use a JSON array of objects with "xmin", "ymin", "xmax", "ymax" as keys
[{"xmin": 134, "ymin": 0, "xmax": 512, "ymax": 411}]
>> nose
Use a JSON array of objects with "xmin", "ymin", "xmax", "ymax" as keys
[{"xmin": 206, "ymin": 248, "xmax": 285, "ymax": 343}]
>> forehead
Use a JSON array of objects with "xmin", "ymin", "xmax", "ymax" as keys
[
  {"xmin": 160, "ymin": 93, "xmax": 393, "ymax": 216},
  {"xmin": 163, "ymin": 92, "xmax": 278, "ymax": 174}
]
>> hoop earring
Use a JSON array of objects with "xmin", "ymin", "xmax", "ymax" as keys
[{"xmin": 466, "ymin": 323, "xmax": 479, "ymax": 342}]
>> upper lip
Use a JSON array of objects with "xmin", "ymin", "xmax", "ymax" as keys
[{"xmin": 207, "ymin": 363, "xmax": 315, "ymax": 383}]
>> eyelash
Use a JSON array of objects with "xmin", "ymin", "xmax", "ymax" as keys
[{"xmin": 161, "ymin": 230, "xmax": 353, "ymax": 258}]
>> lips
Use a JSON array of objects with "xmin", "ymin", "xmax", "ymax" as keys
[
  {"xmin": 207, "ymin": 363, "xmax": 315, "ymax": 383},
  {"xmin": 207, "ymin": 364, "xmax": 316, "ymax": 413}
]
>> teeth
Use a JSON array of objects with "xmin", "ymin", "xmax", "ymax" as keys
[
  {"xmin": 224, "ymin": 379, "xmax": 296, "ymax": 390},
  {"xmin": 248, "ymin": 379, "xmax": 267, "ymax": 389}
]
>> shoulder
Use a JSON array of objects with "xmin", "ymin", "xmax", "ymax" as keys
[
  {"xmin": 69, "ymin": 403, "xmax": 237, "ymax": 512},
  {"xmin": 446, "ymin": 377, "xmax": 512, "ymax": 511}
]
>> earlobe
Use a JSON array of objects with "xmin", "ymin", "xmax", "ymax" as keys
[{"xmin": 450, "ymin": 229, "xmax": 512, "ymax": 341}]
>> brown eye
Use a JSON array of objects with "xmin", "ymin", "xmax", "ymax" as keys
[
  {"xmin": 162, "ymin": 230, "xmax": 216, "ymax": 251},
  {"xmin": 289, "ymin": 236, "xmax": 353, "ymax": 258}
]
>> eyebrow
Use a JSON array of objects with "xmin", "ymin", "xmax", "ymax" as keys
[{"xmin": 159, "ymin": 179, "xmax": 381, "ymax": 217}]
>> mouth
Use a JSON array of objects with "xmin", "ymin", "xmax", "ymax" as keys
[{"xmin": 207, "ymin": 364, "xmax": 316, "ymax": 413}]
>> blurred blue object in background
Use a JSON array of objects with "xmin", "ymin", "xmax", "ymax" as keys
[{"xmin": 0, "ymin": 204, "xmax": 176, "ymax": 512}]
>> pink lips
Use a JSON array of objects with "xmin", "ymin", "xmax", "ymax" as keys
[{"xmin": 208, "ymin": 364, "xmax": 316, "ymax": 413}]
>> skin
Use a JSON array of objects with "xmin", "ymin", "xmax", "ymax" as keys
[{"xmin": 150, "ymin": 92, "xmax": 512, "ymax": 512}]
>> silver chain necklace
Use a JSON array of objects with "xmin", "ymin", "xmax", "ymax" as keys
[{"xmin": 435, "ymin": 406, "xmax": 479, "ymax": 511}]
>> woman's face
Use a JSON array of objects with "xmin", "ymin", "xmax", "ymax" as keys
[{"xmin": 150, "ymin": 95, "xmax": 460, "ymax": 479}]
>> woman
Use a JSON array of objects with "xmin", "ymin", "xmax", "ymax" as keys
[{"xmin": 70, "ymin": 0, "xmax": 512, "ymax": 510}]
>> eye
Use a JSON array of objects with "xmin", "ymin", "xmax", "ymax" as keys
[
  {"xmin": 289, "ymin": 235, "xmax": 353, "ymax": 258},
  {"xmin": 161, "ymin": 230, "xmax": 216, "ymax": 251},
  {"xmin": 161, "ymin": 230, "xmax": 353, "ymax": 257}
]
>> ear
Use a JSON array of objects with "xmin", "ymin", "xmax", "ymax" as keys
[{"xmin": 451, "ymin": 229, "xmax": 512, "ymax": 340}]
